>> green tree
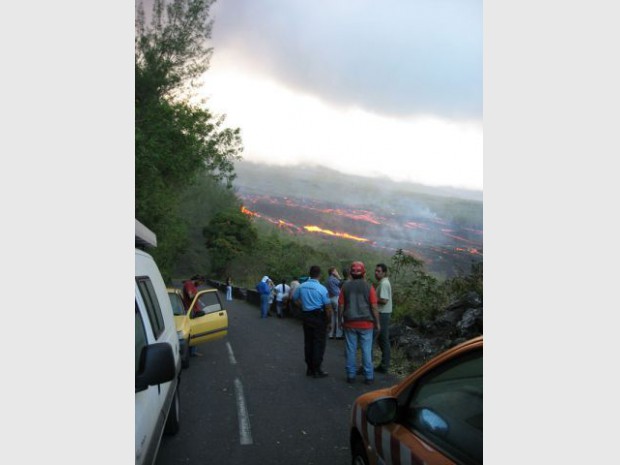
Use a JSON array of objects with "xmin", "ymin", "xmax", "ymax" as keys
[
  {"xmin": 173, "ymin": 173, "xmax": 241, "ymax": 277},
  {"xmin": 136, "ymin": 0, "xmax": 215, "ymax": 102},
  {"xmin": 389, "ymin": 249, "xmax": 447, "ymax": 323},
  {"xmin": 135, "ymin": 0, "xmax": 243, "ymax": 278},
  {"xmin": 203, "ymin": 209, "xmax": 258, "ymax": 276}
]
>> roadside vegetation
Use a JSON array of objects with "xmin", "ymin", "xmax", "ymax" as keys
[{"xmin": 135, "ymin": 0, "xmax": 242, "ymax": 277}]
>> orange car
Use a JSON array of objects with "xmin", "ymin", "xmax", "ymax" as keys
[{"xmin": 350, "ymin": 336, "xmax": 482, "ymax": 465}]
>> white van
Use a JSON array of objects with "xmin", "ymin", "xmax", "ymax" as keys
[{"xmin": 135, "ymin": 221, "xmax": 182, "ymax": 465}]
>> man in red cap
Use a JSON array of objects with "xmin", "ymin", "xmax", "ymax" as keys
[{"xmin": 338, "ymin": 261, "xmax": 380, "ymax": 384}]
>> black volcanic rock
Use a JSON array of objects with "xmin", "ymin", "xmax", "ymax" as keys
[{"xmin": 390, "ymin": 291, "xmax": 483, "ymax": 367}]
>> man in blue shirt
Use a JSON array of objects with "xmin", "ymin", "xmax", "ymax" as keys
[
  {"xmin": 256, "ymin": 276, "xmax": 272, "ymax": 319},
  {"xmin": 293, "ymin": 265, "xmax": 333, "ymax": 378}
]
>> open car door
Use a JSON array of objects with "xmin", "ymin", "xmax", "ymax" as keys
[{"xmin": 187, "ymin": 289, "xmax": 229, "ymax": 346}]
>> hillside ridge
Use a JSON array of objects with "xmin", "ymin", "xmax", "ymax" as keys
[{"xmin": 233, "ymin": 160, "xmax": 482, "ymax": 205}]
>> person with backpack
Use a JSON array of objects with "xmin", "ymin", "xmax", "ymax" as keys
[{"xmin": 339, "ymin": 261, "xmax": 380, "ymax": 385}]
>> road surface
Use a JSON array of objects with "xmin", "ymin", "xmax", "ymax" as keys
[{"xmin": 155, "ymin": 290, "xmax": 400, "ymax": 465}]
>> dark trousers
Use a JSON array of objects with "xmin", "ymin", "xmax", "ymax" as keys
[
  {"xmin": 373, "ymin": 312, "xmax": 391, "ymax": 368},
  {"xmin": 301, "ymin": 311, "xmax": 327, "ymax": 373}
]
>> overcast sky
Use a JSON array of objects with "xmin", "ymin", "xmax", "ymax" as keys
[{"xmin": 196, "ymin": 0, "xmax": 482, "ymax": 191}]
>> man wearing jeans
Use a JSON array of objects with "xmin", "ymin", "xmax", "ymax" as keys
[
  {"xmin": 256, "ymin": 276, "xmax": 272, "ymax": 319},
  {"xmin": 326, "ymin": 267, "xmax": 343, "ymax": 339},
  {"xmin": 339, "ymin": 261, "xmax": 380, "ymax": 385}
]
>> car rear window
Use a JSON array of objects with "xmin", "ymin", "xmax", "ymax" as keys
[{"xmin": 168, "ymin": 292, "xmax": 186, "ymax": 316}]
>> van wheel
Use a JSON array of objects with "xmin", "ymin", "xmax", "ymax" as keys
[
  {"xmin": 164, "ymin": 387, "xmax": 180, "ymax": 435},
  {"xmin": 181, "ymin": 341, "xmax": 190, "ymax": 369}
]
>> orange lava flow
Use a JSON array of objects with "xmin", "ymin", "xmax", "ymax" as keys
[
  {"xmin": 303, "ymin": 225, "xmax": 369, "ymax": 242},
  {"xmin": 241, "ymin": 206, "xmax": 260, "ymax": 217}
]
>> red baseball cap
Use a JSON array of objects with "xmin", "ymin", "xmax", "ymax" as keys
[{"xmin": 350, "ymin": 261, "xmax": 365, "ymax": 277}]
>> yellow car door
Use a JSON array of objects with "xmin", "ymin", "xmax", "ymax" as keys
[{"xmin": 187, "ymin": 289, "xmax": 228, "ymax": 346}]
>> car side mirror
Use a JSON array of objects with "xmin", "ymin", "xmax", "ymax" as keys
[
  {"xmin": 366, "ymin": 397, "xmax": 398, "ymax": 426},
  {"xmin": 135, "ymin": 343, "xmax": 175, "ymax": 393}
]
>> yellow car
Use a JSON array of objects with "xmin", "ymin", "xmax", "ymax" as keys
[
  {"xmin": 350, "ymin": 336, "xmax": 482, "ymax": 465},
  {"xmin": 167, "ymin": 287, "xmax": 229, "ymax": 369}
]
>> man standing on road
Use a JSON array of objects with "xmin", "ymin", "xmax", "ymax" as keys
[
  {"xmin": 326, "ymin": 267, "xmax": 343, "ymax": 339},
  {"xmin": 287, "ymin": 276, "xmax": 301, "ymax": 317},
  {"xmin": 256, "ymin": 276, "xmax": 272, "ymax": 319},
  {"xmin": 339, "ymin": 261, "xmax": 379, "ymax": 385},
  {"xmin": 274, "ymin": 279, "xmax": 291, "ymax": 318},
  {"xmin": 373, "ymin": 263, "xmax": 392, "ymax": 373},
  {"xmin": 225, "ymin": 276, "xmax": 233, "ymax": 301},
  {"xmin": 293, "ymin": 265, "xmax": 333, "ymax": 378}
]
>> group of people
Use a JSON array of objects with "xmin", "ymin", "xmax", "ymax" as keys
[
  {"xmin": 289, "ymin": 262, "xmax": 392, "ymax": 384},
  {"xmin": 196, "ymin": 264, "xmax": 392, "ymax": 385},
  {"xmin": 255, "ymin": 275, "xmax": 301, "ymax": 319},
  {"xmin": 254, "ymin": 263, "xmax": 392, "ymax": 383}
]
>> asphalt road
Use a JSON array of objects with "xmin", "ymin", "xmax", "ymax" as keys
[{"xmin": 155, "ymin": 291, "xmax": 401, "ymax": 465}]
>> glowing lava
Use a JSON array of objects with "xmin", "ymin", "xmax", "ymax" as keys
[
  {"xmin": 303, "ymin": 225, "xmax": 370, "ymax": 242},
  {"xmin": 241, "ymin": 206, "xmax": 259, "ymax": 217}
]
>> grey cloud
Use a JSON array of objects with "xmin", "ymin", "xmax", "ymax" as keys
[{"xmin": 211, "ymin": 0, "xmax": 482, "ymax": 120}]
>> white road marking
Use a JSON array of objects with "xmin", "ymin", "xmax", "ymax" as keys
[
  {"xmin": 234, "ymin": 378, "xmax": 253, "ymax": 445},
  {"xmin": 226, "ymin": 342, "xmax": 237, "ymax": 365}
]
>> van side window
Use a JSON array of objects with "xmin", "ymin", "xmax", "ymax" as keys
[
  {"xmin": 136, "ymin": 276, "xmax": 165, "ymax": 340},
  {"xmin": 135, "ymin": 301, "xmax": 148, "ymax": 374}
]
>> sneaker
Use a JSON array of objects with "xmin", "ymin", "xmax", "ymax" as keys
[
  {"xmin": 346, "ymin": 377, "xmax": 355, "ymax": 384},
  {"xmin": 364, "ymin": 378, "xmax": 374, "ymax": 385},
  {"xmin": 194, "ymin": 352, "xmax": 203, "ymax": 357},
  {"xmin": 313, "ymin": 370, "xmax": 329, "ymax": 378}
]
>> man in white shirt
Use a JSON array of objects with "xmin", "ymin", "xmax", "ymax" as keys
[
  {"xmin": 374, "ymin": 263, "xmax": 392, "ymax": 373},
  {"xmin": 274, "ymin": 279, "xmax": 291, "ymax": 318}
]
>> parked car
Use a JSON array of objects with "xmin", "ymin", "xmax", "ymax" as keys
[
  {"xmin": 135, "ymin": 221, "xmax": 182, "ymax": 465},
  {"xmin": 167, "ymin": 286, "xmax": 229, "ymax": 369},
  {"xmin": 349, "ymin": 336, "xmax": 482, "ymax": 465},
  {"xmin": 167, "ymin": 288, "xmax": 191, "ymax": 368}
]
